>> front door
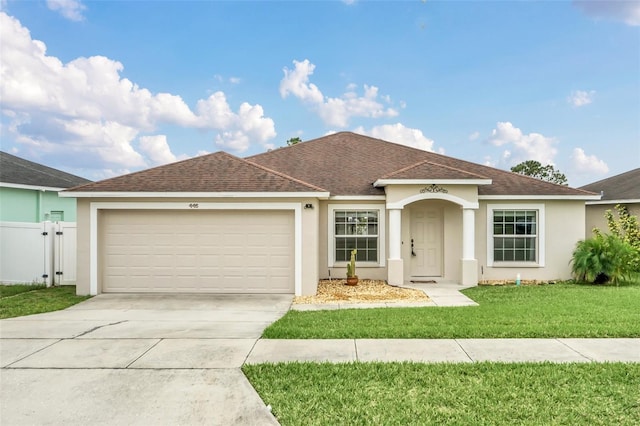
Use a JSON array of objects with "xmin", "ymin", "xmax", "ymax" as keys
[{"xmin": 410, "ymin": 207, "xmax": 443, "ymax": 277}]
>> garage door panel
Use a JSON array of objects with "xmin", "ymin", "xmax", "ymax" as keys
[{"xmin": 102, "ymin": 210, "xmax": 294, "ymax": 293}]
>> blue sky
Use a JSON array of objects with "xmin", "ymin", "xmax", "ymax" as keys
[{"xmin": 1, "ymin": 0, "xmax": 638, "ymax": 186}]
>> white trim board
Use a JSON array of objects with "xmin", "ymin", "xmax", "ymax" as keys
[
  {"xmin": 88, "ymin": 201, "xmax": 302, "ymax": 296},
  {"xmin": 586, "ymin": 199, "xmax": 640, "ymax": 205},
  {"xmin": 479, "ymin": 195, "xmax": 600, "ymax": 201},
  {"xmin": 62, "ymin": 191, "xmax": 329, "ymax": 199},
  {"xmin": 374, "ymin": 179, "xmax": 492, "ymax": 187},
  {"xmin": 1, "ymin": 182, "xmax": 66, "ymax": 192}
]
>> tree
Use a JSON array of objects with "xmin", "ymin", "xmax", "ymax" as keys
[
  {"xmin": 286, "ymin": 137, "xmax": 302, "ymax": 146},
  {"xmin": 510, "ymin": 160, "xmax": 568, "ymax": 185}
]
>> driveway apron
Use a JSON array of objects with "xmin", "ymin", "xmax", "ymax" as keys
[{"xmin": 0, "ymin": 293, "xmax": 291, "ymax": 425}]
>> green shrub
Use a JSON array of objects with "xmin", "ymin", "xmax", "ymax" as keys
[
  {"xmin": 571, "ymin": 233, "xmax": 635, "ymax": 285},
  {"xmin": 604, "ymin": 204, "xmax": 640, "ymax": 272}
]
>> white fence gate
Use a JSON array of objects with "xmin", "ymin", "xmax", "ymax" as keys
[{"xmin": 0, "ymin": 221, "xmax": 77, "ymax": 286}]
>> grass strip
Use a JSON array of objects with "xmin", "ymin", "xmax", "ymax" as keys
[
  {"xmin": 243, "ymin": 361, "xmax": 640, "ymax": 426},
  {"xmin": 0, "ymin": 284, "xmax": 46, "ymax": 298},
  {"xmin": 0, "ymin": 286, "xmax": 90, "ymax": 319},
  {"xmin": 264, "ymin": 283, "xmax": 640, "ymax": 338}
]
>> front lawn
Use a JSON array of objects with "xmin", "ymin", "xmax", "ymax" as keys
[
  {"xmin": 0, "ymin": 285, "xmax": 90, "ymax": 319},
  {"xmin": 264, "ymin": 283, "xmax": 640, "ymax": 338},
  {"xmin": 243, "ymin": 362, "xmax": 640, "ymax": 426}
]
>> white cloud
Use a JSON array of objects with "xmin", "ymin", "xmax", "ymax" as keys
[
  {"xmin": 570, "ymin": 147, "xmax": 609, "ymax": 174},
  {"xmin": 573, "ymin": 0, "xmax": 640, "ymax": 26},
  {"xmin": 279, "ymin": 59, "xmax": 324, "ymax": 104},
  {"xmin": 354, "ymin": 123, "xmax": 435, "ymax": 152},
  {"xmin": 468, "ymin": 131, "xmax": 480, "ymax": 141},
  {"xmin": 0, "ymin": 12, "xmax": 276, "ymax": 172},
  {"xmin": 46, "ymin": 0, "xmax": 86, "ymax": 22},
  {"xmin": 138, "ymin": 135, "xmax": 179, "ymax": 166},
  {"xmin": 568, "ymin": 90, "xmax": 595, "ymax": 107},
  {"xmin": 486, "ymin": 121, "xmax": 558, "ymax": 165},
  {"xmin": 280, "ymin": 59, "xmax": 398, "ymax": 127},
  {"xmin": 229, "ymin": 76, "xmax": 241, "ymax": 84}
]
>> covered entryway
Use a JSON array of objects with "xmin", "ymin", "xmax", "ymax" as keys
[
  {"xmin": 410, "ymin": 206, "xmax": 443, "ymax": 277},
  {"xmin": 101, "ymin": 210, "xmax": 294, "ymax": 293}
]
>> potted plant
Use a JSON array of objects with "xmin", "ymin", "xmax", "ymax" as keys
[{"xmin": 346, "ymin": 249, "xmax": 359, "ymax": 286}]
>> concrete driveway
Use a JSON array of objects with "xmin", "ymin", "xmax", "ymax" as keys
[{"xmin": 0, "ymin": 294, "xmax": 292, "ymax": 425}]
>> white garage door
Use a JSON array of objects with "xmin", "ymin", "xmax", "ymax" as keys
[{"xmin": 101, "ymin": 210, "xmax": 294, "ymax": 293}]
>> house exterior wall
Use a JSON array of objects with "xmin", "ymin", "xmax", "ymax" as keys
[
  {"xmin": 0, "ymin": 186, "xmax": 78, "ymax": 222},
  {"xmin": 75, "ymin": 197, "xmax": 320, "ymax": 296},
  {"xmin": 585, "ymin": 203, "xmax": 640, "ymax": 237},
  {"xmin": 384, "ymin": 184, "xmax": 479, "ymax": 206},
  {"xmin": 318, "ymin": 200, "xmax": 388, "ymax": 281},
  {"xmin": 476, "ymin": 200, "xmax": 585, "ymax": 282}
]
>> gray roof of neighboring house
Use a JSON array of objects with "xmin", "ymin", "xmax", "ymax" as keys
[
  {"xmin": 0, "ymin": 151, "xmax": 91, "ymax": 189},
  {"xmin": 579, "ymin": 168, "xmax": 640, "ymax": 201}
]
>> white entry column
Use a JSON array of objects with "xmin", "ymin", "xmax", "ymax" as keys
[
  {"xmin": 460, "ymin": 207, "xmax": 478, "ymax": 286},
  {"xmin": 387, "ymin": 208, "xmax": 404, "ymax": 285}
]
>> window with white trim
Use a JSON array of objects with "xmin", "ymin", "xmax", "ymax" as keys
[
  {"xmin": 493, "ymin": 210, "xmax": 537, "ymax": 261},
  {"xmin": 487, "ymin": 204, "xmax": 545, "ymax": 266},
  {"xmin": 329, "ymin": 204, "xmax": 385, "ymax": 266}
]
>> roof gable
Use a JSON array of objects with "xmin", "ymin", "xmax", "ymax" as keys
[
  {"xmin": 65, "ymin": 151, "xmax": 326, "ymax": 193},
  {"xmin": 579, "ymin": 168, "xmax": 640, "ymax": 201},
  {"xmin": 380, "ymin": 159, "xmax": 489, "ymax": 180},
  {"xmin": 0, "ymin": 152, "xmax": 91, "ymax": 188}
]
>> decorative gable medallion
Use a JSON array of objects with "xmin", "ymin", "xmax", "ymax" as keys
[{"xmin": 419, "ymin": 184, "xmax": 448, "ymax": 194}]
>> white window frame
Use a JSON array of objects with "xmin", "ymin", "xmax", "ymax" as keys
[
  {"xmin": 328, "ymin": 204, "xmax": 386, "ymax": 268},
  {"xmin": 486, "ymin": 203, "xmax": 545, "ymax": 267}
]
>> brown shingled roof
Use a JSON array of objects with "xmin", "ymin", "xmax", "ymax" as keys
[
  {"xmin": 248, "ymin": 132, "xmax": 595, "ymax": 197},
  {"xmin": 379, "ymin": 159, "xmax": 489, "ymax": 180},
  {"xmin": 66, "ymin": 152, "xmax": 326, "ymax": 193},
  {"xmin": 66, "ymin": 132, "xmax": 598, "ymax": 197}
]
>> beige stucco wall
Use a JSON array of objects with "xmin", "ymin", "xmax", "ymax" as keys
[
  {"xmin": 76, "ymin": 199, "xmax": 91, "ymax": 295},
  {"xmin": 75, "ymin": 197, "xmax": 321, "ymax": 296},
  {"xmin": 476, "ymin": 200, "xmax": 586, "ymax": 282},
  {"xmin": 585, "ymin": 203, "xmax": 640, "ymax": 237},
  {"xmin": 318, "ymin": 200, "xmax": 387, "ymax": 281},
  {"xmin": 384, "ymin": 184, "xmax": 479, "ymax": 206}
]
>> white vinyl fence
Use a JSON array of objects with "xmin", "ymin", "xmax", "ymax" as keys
[{"xmin": 0, "ymin": 221, "xmax": 77, "ymax": 286}]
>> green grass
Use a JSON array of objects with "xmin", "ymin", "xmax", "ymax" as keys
[
  {"xmin": 0, "ymin": 285, "xmax": 91, "ymax": 319},
  {"xmin": 243, "ymin": 362, "xmax": 640, "ymax": 426},
  {"xmin": 264, "ymin": 283, "xmax": 640, "ymax": 338},
  {"xmin": 0, "ymin": 283, "xmax": 46, "ymax": 298}
]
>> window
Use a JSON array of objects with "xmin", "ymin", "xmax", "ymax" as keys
[
  {"xmin": 487, "ymin": 204, "xmax": 545, "ymax": 266},
  {"xmin": 329, "ymin": 205, "xmax": 385, "ymax": 266},
  {"xmin": 49, "ymin": 211, "xmax": 64, "ymax": 221},
  {"xmin": 493, "ymin": 210, "xmax": 536, "ymax": 261}
]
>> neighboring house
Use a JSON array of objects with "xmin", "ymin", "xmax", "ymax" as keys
[
  {"xmin": 579, "ymin": 168, "xmax": 640, "ymax": 236},
  {"xmin": 62, "ymin": 132, "xmax": 599, "ymax": 296},
  {"xmin": 0, "ymin": 152, "xmax": 91, "ymax": 284}
]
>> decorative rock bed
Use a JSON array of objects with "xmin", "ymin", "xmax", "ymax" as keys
[{"xmin": 293, "ymin": 279, "xmax": 430, "ymax": 304}]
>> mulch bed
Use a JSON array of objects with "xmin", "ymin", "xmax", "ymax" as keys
[{"xmin": 293, "ymin": 279, "xmax": 429, "ymax": 304}]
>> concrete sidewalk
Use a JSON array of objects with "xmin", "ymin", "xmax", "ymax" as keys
[{"xmin": 246, "ymin": 338, "xmax": 640, "ymax": 364}]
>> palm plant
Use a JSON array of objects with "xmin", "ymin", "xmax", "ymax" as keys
[{"xmin": 571, "ymin": 233, "xmax": 635, "ymax": 285}]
